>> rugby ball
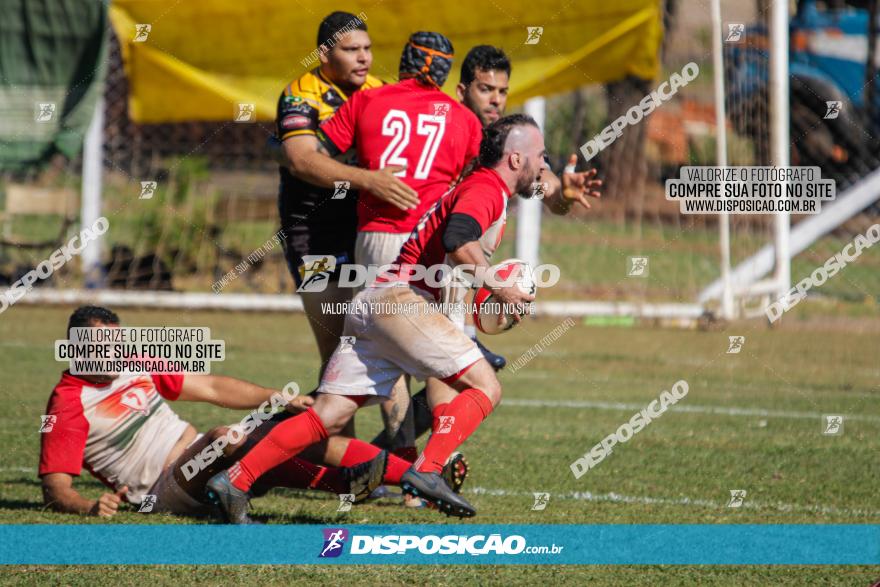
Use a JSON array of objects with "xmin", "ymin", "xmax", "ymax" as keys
[{"xmin": 473, "ymin": 259, "xmax": 536, "ymax": 335}]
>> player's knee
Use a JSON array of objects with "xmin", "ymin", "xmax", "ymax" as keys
[
  {"xmin": 317, "ymin": 407, "xmax": 355, "ymax": 436},
  {"xmin": 487, "ymin": 380, "xmax": 503, "ymax": 407},
  {"xmin": 474, "ymin": 375, "xmax": 502, "ymax": 407},
  {"xmin": 321, "ymin": 417, "xmax": 349, "ymax": 436},
  {"xmin": 458, "ymin": 360, "xmax": 502, "ymax": 406}
]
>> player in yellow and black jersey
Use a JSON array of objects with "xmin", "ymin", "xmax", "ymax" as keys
[{"xmin": 275, "ymin": 11, "xmax": 384, "ymax": 377}]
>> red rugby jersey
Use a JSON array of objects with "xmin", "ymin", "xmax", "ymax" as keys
[
  {"xmin": 380, "ymin": 166, "xmax": 511, "ymax": 300},
  {"xmin": 318, "ymin": 78, "xmax": 482, "ymax": 234},
  {"xmin": 38, "ymin": 371, "xmax": 186, "ymax": 502}
]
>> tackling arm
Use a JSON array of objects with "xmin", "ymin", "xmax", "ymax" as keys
[
  {"xmin": 282, "ymin": 135, "xmax": 419, "ymax": 211},
  {"xmin": 283, "ymin": 135, "xmax": 370, "ymax": 191}
]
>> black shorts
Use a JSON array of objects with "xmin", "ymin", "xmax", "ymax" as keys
[{"xmin": 277, "ymin": 167, "xmax": 357, "ymax": 286}]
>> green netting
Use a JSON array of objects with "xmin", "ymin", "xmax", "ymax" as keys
[{"xmin": 0, "ymin": 0, "xmax": 108, "ymax": 171}]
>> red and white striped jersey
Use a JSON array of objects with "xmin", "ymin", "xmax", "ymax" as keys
[{"xmin": 39, "ymin": 371, "xmax": 188, "ymax": 503}]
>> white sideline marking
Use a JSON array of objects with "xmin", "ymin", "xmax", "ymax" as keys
[
  {"xmin": 467, "ymin": 487, "xmax": 880, "ymax": 518},
  {"xmin": 503, "ymin": 398, "xmax": 880, "ymax": 423}
]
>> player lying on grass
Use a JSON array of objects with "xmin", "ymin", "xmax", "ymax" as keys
[
  {"xmin": 39, "ymin": 305, "xmax": 392, "ymax": 518},
  {"xmin": 206, "ymin": 114, "xmax": 597, "ymax": 520}
]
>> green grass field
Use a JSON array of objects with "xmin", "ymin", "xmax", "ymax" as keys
[{"xmin": 1, "ymin": 305, "xmax": 878, "ymax": 584}]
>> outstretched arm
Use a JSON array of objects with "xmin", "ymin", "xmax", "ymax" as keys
[
  {"xmin": 542, "ymin": 154, "xmax": 602, "ymax": 215},
  {"xmin": 176, "ymin": 374, "xmax": 313, "ymax": 412}
]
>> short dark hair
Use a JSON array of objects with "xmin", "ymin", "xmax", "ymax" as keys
[
  {"xmin": 478, "ymin": 114, "xmax": 539, "ymax": 168},
  {"xmin": 460, "ymin": 45, "xmax": 511, "ymax": 86},
  {"xmin": 317, "ymin": 11, "xmax": 367, "ymax": 49},
  {"xmin": 67, "ymin": 305, "xmax": 120, "ymax": 338}
]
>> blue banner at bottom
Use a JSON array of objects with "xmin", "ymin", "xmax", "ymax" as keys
[{"xmin": 1, "ymin": 525, "xmax": 877, "ymax": 565}]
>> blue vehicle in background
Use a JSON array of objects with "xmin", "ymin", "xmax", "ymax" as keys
[{"xmin": 725, "ymin": 0, "xmax": 879, "ymax": 188}]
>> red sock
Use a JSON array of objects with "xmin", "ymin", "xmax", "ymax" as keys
[
  {"xmin": 417, "ymin": 389, "xmax": 493, "ymax": 474},
  {"xmin": 339, "ymin": 438, "xmax": 412, "ymax": 485},
  {"xmin": 432, "ymin": 403, "xmax": 449, "ymax": 431},
  {"xmin": 252, "ymin": 458, "xmax": 347, "ymax": 495},
  {"xmin": 229, "ymin": 408, "xmax": 327, "ymax": 492},
  {"xmin": 340, "ymin": 438, "xmax": 379, "ymax": 467}
]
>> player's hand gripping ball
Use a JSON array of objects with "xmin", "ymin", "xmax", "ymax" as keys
[{"xmin": 473, "ymin": 259, "xmax": 536, "ymax": 335}]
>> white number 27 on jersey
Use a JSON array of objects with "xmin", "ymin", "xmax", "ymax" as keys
[{"xmin": 379, "ymin": 109, "xmax": 446, "ymax": 180}]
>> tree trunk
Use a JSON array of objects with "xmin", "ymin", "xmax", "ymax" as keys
[{"xmin": 602, "ymin": 76, "xmax": 650, "ymax": 224}]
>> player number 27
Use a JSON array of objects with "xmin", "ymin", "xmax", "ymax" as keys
[{"xmin": 379, "ymin": 109, "xmax": 446, "ymax": 180}]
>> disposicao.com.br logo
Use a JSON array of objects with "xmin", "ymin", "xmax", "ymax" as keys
[
  {"xmin": 319, "ymin": 528, "xmax": 349, "ymax": 558},
  {"xmin": 319, "ymin": 528, "xmax": 563, "ymax": 557}
]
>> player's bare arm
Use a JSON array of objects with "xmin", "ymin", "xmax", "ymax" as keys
[
  {"xmin": 177, "ymin": 374, "xmax": 314, "ymax": 411},
  {"xmin": 42, "ymin": 472, "xmax": 128, "ymax": 517},
  {"xmin": 542, "ymin": 154, "xmax": 602, "ymax": 214},
  {"xmin": 282, "ymin": 134, "xmax": 419, "ymax": 211}
]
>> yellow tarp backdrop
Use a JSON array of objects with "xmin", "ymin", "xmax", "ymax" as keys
[{"xmin": 109, "ymin": 0, "xmax": 663, "ymax": 123}]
